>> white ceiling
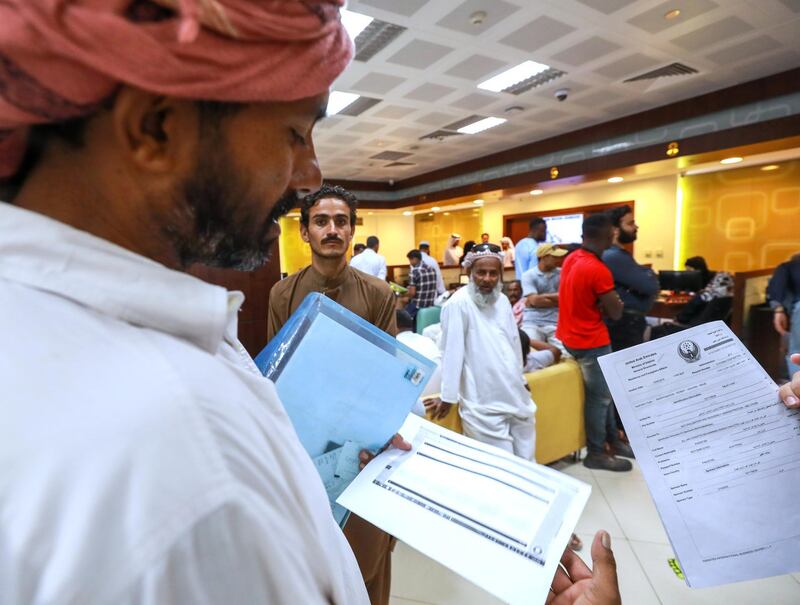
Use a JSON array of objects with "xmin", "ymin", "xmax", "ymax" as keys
[{"xmin": 315, "ymin": 0, "xmax": 800, "ymax": 181}]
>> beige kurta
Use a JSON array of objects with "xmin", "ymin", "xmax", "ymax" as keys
[{"xmin": 267, "ymin": 262, "xmax": 397, "ymax": 605}]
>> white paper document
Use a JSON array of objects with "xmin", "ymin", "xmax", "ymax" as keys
[
  {"xmin": 338, "ymin": 414, "xmax": 590, "ymax": 605},
  {"xmin": 598, "ymin": 321, "xmax": 800, "ymax": 588}
]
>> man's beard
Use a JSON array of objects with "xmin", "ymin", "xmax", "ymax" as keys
[
  {"xmin": 165, "ymin": 140, "xmax": 298, "ymax": 271},
  {"xmin": 618, "ymin": 227, "xmax": 637, "ymax": 244},
  {"xmin": 467, "ymin": 280, "xmax": 502, "ymax": 308}
]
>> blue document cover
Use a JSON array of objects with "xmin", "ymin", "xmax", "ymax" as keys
[{"xmin": 254, "ymin": 293, "xmax": 435, "ymax": 525}]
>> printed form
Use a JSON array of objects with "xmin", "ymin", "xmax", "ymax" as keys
[
  {"xmin": 339, "ymin": 414, "xmax": 590, "ymax": 605},
  {"xmin": 598, "ymin": 321, "xmax": 800, "ymax": 588}
]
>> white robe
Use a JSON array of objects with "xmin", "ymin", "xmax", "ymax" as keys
[
  {"xmin": 442, "ymin": 245, "xmax": 463, "ymax": 267},
  {"xmin": 439, "ymin": 286, "xmax": 537, "ymax": 459},
  {"xmin": 0, "ymin": 203, "xmax": 368, "ymax": 605}
]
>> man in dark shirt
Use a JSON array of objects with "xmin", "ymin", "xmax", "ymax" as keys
[
  {"xmin": 556, "ymin": 214, "xmax": 632, "ymax": 472},
  {"xmin": 602, "ymin": 205, "xmax": 659, "ymax": 351},
  {"xmin": 768, "ymin": 253, "xmax": 800, "ymax": 376},
  {"xmin": 405, "ymin": 249, "xmax": 437, "ymax": 319}
]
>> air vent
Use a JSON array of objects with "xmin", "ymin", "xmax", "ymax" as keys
[
  {"xmin": 370, "ymin": 150, "xmax": 412, "ymax": 161},
  {"xmin": 505, "ymin": 67, "xmax": 566, "ymax": 95},
  {"xmin": 385, "ymin": 161, "xmax": 415, "ymax": 167},
  {"xmin": 338, "ymin": 96, "xmax": 381, "ymax": 116},
  {"xmin": 354, "ymin": 20, "xmax": 406, "ymax": 62},
  {"xmin": 419, "ymin": 129, "xmax": 463, "ymax": 141},
  {"xmin": 624, "ymin": 62, "xmax": 698, "ymax": 83}
]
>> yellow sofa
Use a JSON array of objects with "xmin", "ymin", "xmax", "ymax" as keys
[{"xmin": 426, "ymin": 359, "xmax": 585, "ymax": 465}]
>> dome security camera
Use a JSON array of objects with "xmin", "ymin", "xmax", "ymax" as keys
[{"xmin": 554, "ymin": 88, "xmax": 570, "ymax": 102}]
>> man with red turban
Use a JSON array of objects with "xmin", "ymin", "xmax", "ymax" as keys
[
  {"xmin": 0, "ymin": 1, "xmax": 369, "ymax": 603},
  {"xmin": 0, "ymin": 2, "xmax": 622, "ymax": 604}
]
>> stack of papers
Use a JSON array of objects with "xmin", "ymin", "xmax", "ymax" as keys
[{"xmin": 254, "ymin": 293, "xmax": 435, "ymax": 525}]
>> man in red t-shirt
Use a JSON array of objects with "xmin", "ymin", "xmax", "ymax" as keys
[{"xmin": 557, "ymin": 213, "xmax": 633, "ymax": 472}]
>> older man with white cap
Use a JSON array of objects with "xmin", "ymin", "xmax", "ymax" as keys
[
  {"xmin": 426, "ymin": 243, "xmax": 536, "ymax": 460},
  {"xmin": 418, "ymin": 240, "xmax": 445, "ymax": 295}
]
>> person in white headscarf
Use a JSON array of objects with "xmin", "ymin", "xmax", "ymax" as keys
[
  {"xmin": 500, "ymin": 237, "xmax": 515, "ymax": 268},
  {"xmin": 442, "ymin": 233, "xmax": 463, "ymax": 267},
  {"xmin": 426, "ymin": 243, "xmax": 536, "ymax": 460}
]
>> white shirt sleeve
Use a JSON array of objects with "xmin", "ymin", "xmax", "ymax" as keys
[
  {"xmin": 378, "ymin": 256, "xmax": 387, "ymax": 281},
  {"xmin": 439, "ymin": 302, "xmax": 466, "ymax": 404},
  {"xmin": 127, "ymin": 495, "xmax": 344, "ymax": 605}
]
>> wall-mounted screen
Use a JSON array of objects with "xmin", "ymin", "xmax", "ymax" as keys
[{"xmin": 543, "ymin": 213, "xmax": 583, "ymax": 245}]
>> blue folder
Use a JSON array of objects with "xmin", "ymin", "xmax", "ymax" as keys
[{"xmin": 254, "ymin": 293, "xmax": 435, "ymax": 525}]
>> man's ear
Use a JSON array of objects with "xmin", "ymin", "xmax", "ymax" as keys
[
  {"xmin": 110, "ymin": 87, "xmax": 197, "ymax": 176},
  {"xmin": 300, "ymin": 222, "xmax": 310, "ymax": 243}
]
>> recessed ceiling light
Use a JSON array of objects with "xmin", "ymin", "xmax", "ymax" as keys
[
  {"xmin": 457, "ymin": 117, "xmax": 507, "ymax": 134},
  {"xmin": 402, "ymin": 211, "xmax": 412, "ymax": 216},
  {"xmin": 530, "ymin": 189, "xmax": 544, "ymax": 196},
  {"xmin": 664, "ymin": 9, "xmax": 681, "ymax": 20},
  {"xmin": 720, "ymin": 157, "xmax": 743, "ymax": 165},
  {"xmin": 607, "ymin": 176, "xmax": 624, "ymax": 183},
  {"xmin": 326, "ymin": 91, "xmax": 360, "ymax": 115},
  {"xmin": 367, "ymin": 211, "xmax": 374, "ymax": 215},
  {"xmin": 340, "ymin": 9, "xmax": 373, "ymax": 40},
  {"xmin": 431, "ymin": 206, "xmax": 441, "ymax": 212},
  {"xmin": 760, "ymin": 164, "xmax": 780, "ymax": 171},
  {"xmin": 293, "ymin": 217, "xmax": 300, "ymax": 221},
  {"xmin": 443, "ymin": 212, "xmax": 451, "ymax": 216},
  {"xmin": 478, "ymin": 61, "xmax": 551, "ymax": 93},
  {"xmin": 473, "ymin": 199, "xmax": 484, "ymax": 205}
]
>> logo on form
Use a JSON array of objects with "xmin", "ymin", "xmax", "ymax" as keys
[{"xmin": 677, "ymin": 340, "xmax": 701, "ymax": 363}]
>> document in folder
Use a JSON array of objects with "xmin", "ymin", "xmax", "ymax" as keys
[
  {"xmin": 598, "ymin": 321, "xmax": 800, "ymax": 588},
  {"xmin": 254, "ymin": 293, "xmax": 435, "ymax": 525}
]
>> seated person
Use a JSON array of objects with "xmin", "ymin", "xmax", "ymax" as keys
[
  {"xmin": 651, "ymin": 269, "xmax": 734, "ymax": 339},
  {"xmin": 505, "ymin": 279, "xmax": 525, "ymax": 327},
  {"xmin": 521, "ymin": 244, "xmax": 569, "ymax": 357},
  {"xmin": 519, "ymin": 328, "xmax": 561, "ymax": 372},
  {"xmin": 684, "ymin": 256, "xmax": 714, "ymax": 288}
]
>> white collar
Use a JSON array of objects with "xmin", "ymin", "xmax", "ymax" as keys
[{"xmin": 0, "ymin": 203, "xmax": 239, "ymax": 354}]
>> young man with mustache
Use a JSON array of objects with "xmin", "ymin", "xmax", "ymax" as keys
[{"xmin": 266, "ymin": 183, "xmax": 399, "ymax": 605}]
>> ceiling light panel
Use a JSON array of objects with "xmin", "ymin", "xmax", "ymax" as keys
[
  {"xmin": 341, "ymin": 9, "xmax": 373, "ymax": 40},
  {"xmin": 326, "ymin": 91, "xmax": 360, "ymax": 115},
  {"xmin": 478, "ymin": 61, "xmax": 559, "ymax": 93},
  {"xmin": 457, "ymin": 117, "xmax": 507, "ymax": 134},
  {"xmin": 337, "ymin": 95, "xmax": 382, "ymax": 116}
]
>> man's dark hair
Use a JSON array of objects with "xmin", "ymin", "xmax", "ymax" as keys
[
  {"xmin": 582, "ymin": 212, "xmax": 613, "ymax": 240},
  {"xmin": 366, "ymin": 235, "xmax": 379, "ymax": 249},
  {"xmin": 407, "ymin": 249, "xmax": 422, "ymax": 261},
  {"xmin": 353, "ymin": 243, "xmax": 366, "ymax": 253},
  {"xmin": 481, "ymin": 232, "xmax": 489, "ymax": 237},
  {"xmin": 396, "ymin": 309, "xmax": 415, "ymax": 331},
  {"xmin": 607, "ymin": 204, "xmax": 633, "ymax": 228},
  {"xmin": 419, "ymin": 242, "xmax": 430, "ymax": 251},
  {"xmin": 529, "ymin": 216, "xmax": 546, "ymax": 230},
  {"xmin": 300, "ymin": 184, "xmax": 358, "ymax": 227},
  {"xmin": 519, "ymin": 328, "xmax": 530, "ymax": 365}
]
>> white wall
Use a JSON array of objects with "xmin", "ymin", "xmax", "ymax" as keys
[{"xmin": 354, "ymin": 213, "xmax": 416, "ymax": 266}]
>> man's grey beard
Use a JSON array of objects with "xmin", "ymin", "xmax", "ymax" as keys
[{"xmin": 467, "ymin": 280, "xmax": 502, "ymax": 308}]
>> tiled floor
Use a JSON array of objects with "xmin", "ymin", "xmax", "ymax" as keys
[{"xmin": 388, "ymin": 456, "xmax": 800, "ymax": 605}]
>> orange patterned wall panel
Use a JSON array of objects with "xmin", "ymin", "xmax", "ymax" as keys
[{"xmin": 680, "ymin": 160, "xmax": 800, "ymax": 272}]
